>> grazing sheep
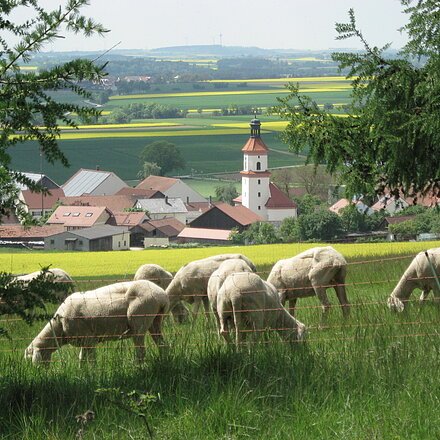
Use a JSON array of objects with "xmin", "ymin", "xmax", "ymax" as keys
[
  {"xmin": 166, "ymin": 254, "xmax": 256, "ymax": 319},
  {"xmin": 217, "ymin": 272, "xmax": 306, "ymax": 345},
  {"xmin": 267, "ymin": 246, "xmax": 349, "ymax": 320},
  {"xmin": 388, "ymin": 248, "xmax": 440, "ymax": 312},
  {"xmin": 25, "ymin": 280, "xmax": 169, "ymax": 364},
  {"xmin": 16, "ymin": 268, "xmax": 74, "ymax": 300},
  {"xmin": 134, "ymin": 263, "xmax": 189, "ymax": 323},
  {"xmin": 207, "ymin": 259, "xmax": 253, "ymax": 332}
]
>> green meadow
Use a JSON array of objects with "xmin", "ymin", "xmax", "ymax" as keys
[{"xmin": 1, "ymin": 242, "xmax": 440, "ymax": 439}]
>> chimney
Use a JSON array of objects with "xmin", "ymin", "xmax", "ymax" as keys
[
  {"xmin": 209, "ymin": 195, "xmax": 212, "ymax": 207},
  {"xmin": 165, "ymin": 196, "xmax": 170, "ymax": 205},
  {"xmin": 96, "ymin": 165, "xmax": 100, "ymax": 171},
  {"xmin": 186, "ymin": 196, "xmax": 189, "ymax": 204}
]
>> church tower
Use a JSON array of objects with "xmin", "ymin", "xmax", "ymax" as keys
[{"xmin": 241, "ymin": 118, "xmax": 271, "ymax": 220}]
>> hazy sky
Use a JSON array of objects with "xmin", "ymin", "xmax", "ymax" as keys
[{"xmin": 18, "ymin": 0, "xmax": 409, "ymax": 52}]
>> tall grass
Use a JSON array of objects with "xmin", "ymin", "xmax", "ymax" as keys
[{"xmin": 2, "ymin": 248, "xmax": 440, "ymax": 438}]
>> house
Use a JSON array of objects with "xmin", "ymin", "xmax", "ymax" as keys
[
  {"xmin": 62, "ymin": 168, "xmax": 127, "ymax": 196},
  {"xmin": 371, "ymin": 196, "xmax": 410, "ymax": 215},
  {"xmin": 176, "ymin": 227, "xmax": 232, "ymax": 245},
  {"xmin": 136, "ymin": 175, "xmax": 206, "ymax": 203},
  {"xmin": 115, "ymin": 187, "xmax": 165, "ymax": 199},
  {"xmin": 59, "ymin": 194, "xmax": 138, "ymax": 213},
  {"xmin": 17, "ymin": 172, "xmax": 60, "ymax": 191},
  {"xmin": 141, "ymin": 218, "xmax": 186, "ymax": 247},
  {"xmin": 135, "ymin": 197, "xmax": 188, "ymax": 224},
  {"xmin": 107, "ymin": 211, "xmax": 150, "ymax": 247},
  {"xmin": 45, "ymin": 225, "xmax": 130, "ymax": 251},
  {"xmin": 329, "ymin": 198, "xmax": 374, "ymax": 216},
  {"xmin": 46, "ymin": 205, "xmax": 111, "ymax": 230},
  {"xmin": 18, "ymin": 188, "xmax": 65, "ymax": 219},
  {"xmin": 0, "ymin": 225, "xmax": 65, "ymax": 248},
  {"xmin": 236, "ymin": 118, "xmax": 297, "ymax": 222},
  {"xmin": 190, "ymin": 202, "xmax": 262, "ymax": 232},
  {"xmin": 184, "ymin": 200, "xmax": 212, "ymax": 223}
]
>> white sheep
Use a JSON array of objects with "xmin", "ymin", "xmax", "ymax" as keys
[
  {"xmin": 267, "ymin": 246, "xmax": 349, "ymax": 320},
  {"xmin": 217, "ymin": 272, "xmax": 306, "ymax": 345},
  {"xmin": 134, "ymin": 263, "xmax": 189, "ymax": 323},
  {"xmin": 15, "ymin": 268, "xmax": 74, "ymax": 300},
  {"xmin": 24, "ymin": 280, "xmax": 169, "ymax": 364},
  {"xmin": 166, "ymin": 253, "xmax": 256, "ymax": 319},
  {"xmin": 207, "ymin": 259, "xmax": 253, "ymax": 332},
  {"xmin": 388, "ymin": 248, "xmax": 440, "ymax": 312}
]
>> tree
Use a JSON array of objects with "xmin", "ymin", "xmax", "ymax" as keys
[
  {"xmin": 140, "ymin": 141, "xmax": 185, "ymax": 176},
  {"xmin": 294, "ymin": 194, "xmax": 322, "ymax": 216},
  {"xmin": 138, "ymin": 162, "xmax": 162, "ymax": 180},
  {"xmin": 243, "ymin": 222, "xmax": 279, "ymax": 245},
  {"xmin": 275, "ymin": 1, "xmax": 440, "ymax": 199},
  {"xmin": 271, "ymin": 168, "xmax": 295, "ymax": 195},
  {"xmin": 293, "ymin": 165, "xmax": 334, "ymax": 199},
  {"xmin": 0, "ymin": 0, "xmax": 107, "ymax": 223},
  {"xmin": 215, "ymin": 183, "xmax": 239, "ymax": 205},
  {"xmin": 279, "ymin": 216, "xmax": 300, "ymax": 242},
  {"xmin": 297, "ymin": 209, "xmax": 343, "ymax": 241},
  {"xmin": 339, "ymin": 204, "xmax": 369, "ymax": 233}
]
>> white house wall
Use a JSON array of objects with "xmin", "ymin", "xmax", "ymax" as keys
[
  {"xmin": 267, "ymin": 208, "xmax": 297, "ymax": 222},
  {"xmin": 112, "ymin": 232, "xmax": 130, "ymax": 250},
  {"xmin": 242, "ymin": 176, "xmax": 270, "ymax": 220}
]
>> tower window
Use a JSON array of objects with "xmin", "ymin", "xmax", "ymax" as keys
[
  {"xmin": 258, "ymin": 206, "xmax": 261, "ymax": 210},
  {"xmin": 256, "ymin": 162, "xmax": 261, "ymax": 171},
  {"xmin": 258, "ymin": 179, "xmax": 261, "ymax": 184},
  {"xmin": 258, "ymin": 192, "xmax": 261, "ymax": 197}
]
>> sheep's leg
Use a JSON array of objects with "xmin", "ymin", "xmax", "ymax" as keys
[
  {"xmin": 212, "ymin": 305, "xmax": 222, "ymax": 339},
  {"xmin": 192, "ymin": 298, "xmax": 201, "ymax": 319},
  {"xmin": 313, "ymin": 286, "xmax": 331, "ymax": 327},
  {"xmin": 334, "ymin": 283, "xmax": 350, "ymax": 318},
  {"xmin": 219, "ymin": 313, "xmax": 233, "ymax": 344},
  {"xmin": 202, "ymin": 297, "xmax": 211, "ymax": 320},
  {"xmin": 132, "ymin": 335, "xmax": 146, "ymax": 363},
  {"xmin": 233, "ymin": 309, "xmax": 247, "ymax": 346},
  {"xmin": 419, "ymin": 287, "xmax": 431, "ymax": 303},
  {"xmin": 287, "ymin": 298, "xmax": 298, "ymax": 316},
  {"xmin": 149, "ymin": 315, "xmax": 168, "ymax": 355}
]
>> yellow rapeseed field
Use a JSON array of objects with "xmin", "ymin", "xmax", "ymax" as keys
[
  {"xmin": 205, "ymin": 76, "xmax": 352, "ymax": 83},
  {"xmin": 57, "ymin": 122, "xmax": 180, "ymax": 130},
  {"xmin": 2, "ymin": 242, "xmax": 439, "ymax": 279}
]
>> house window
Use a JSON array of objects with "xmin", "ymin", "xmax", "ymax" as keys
[
  {"xmin": 85, "ymin": 213, "xmax": 93, "ymax": 217},
  {"xmin": 33, "ymin": 210, "xmax": 42, "ymax": 217},
  {"xmin": 118, "ymin": 241, "xmax": 121, "ymax": 248},
  {"xmin": 256, "ymin": 162, "xmax": 261, "ymax": 171},
  {"xmin": 124, "ymin": 240, "xmax": 127, "ymax": 246},
  {"xmin": 78, "ymin": 240, "xmax": 83, "ymax": 245},
  {"xmin": 50, "ymin": 239, "xmax": 54, "ymax": 245},
  {"xmin": 258, "ymin": 179, "xmax": 261, "ymax": 185},
  {"xmin": 63, "ymin": 212, "xmax": 71, "ymax": 217},
  {"xmin": 258, "ymin": 192, "xmax": 261, "ymax": 197},
  {"xmin": 72, "ymin": 212, "xmax": 80, "ymax": 217}
]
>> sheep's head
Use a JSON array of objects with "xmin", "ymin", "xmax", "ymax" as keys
[
  {"xmin": 387, "ymin": 295, "xmax": 405, "ymax": 313},
  {"xmin": 24, "ymin": 344, "xmax": 44, "ymax": 364}
]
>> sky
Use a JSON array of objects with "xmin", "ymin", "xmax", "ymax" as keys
[{"xmin": 14, "ymin": 0, "xmax": 409, "ymax": 52}]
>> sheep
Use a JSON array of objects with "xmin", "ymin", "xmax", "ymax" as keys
[
  {"xmin": 134, "ymin": 263, "xmax": 189, "ymax": 323},
  {"xmin": 216, "ymin": 272, "xmax": 306, "ymax": 346},
  {"xmin": 267, "ymin": 246, "xmax": 349, "ymax": 321},
  {"xmin": 207, "ymin": 259, "xmax": 254, "ymax": 332},
  {"xmin": 15, "ymin": 268, "xmax": 74, "ymax": 300},
  {"xmin": 166, "ymin": 253, "xmax": 256, "ymax": 319},
  {"xmin": 387, "ymin": 248, "xmax": 440, "ymax": 312},
  {"xmin": 24, "ymin": 280, "xmax": 169, "ymax": 364}
]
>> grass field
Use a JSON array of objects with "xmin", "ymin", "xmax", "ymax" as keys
[{"xmin": 1, "ymin": 241, "xmax": 440, "ymax": 439}]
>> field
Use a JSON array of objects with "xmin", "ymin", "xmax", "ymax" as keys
[
  {"xmin": 9, "ymin": 76, "xmax": 353, "ymax": 186},
  {"xmin": 1, "ymin": 241, "xmax": 440, "ymax": 439}
]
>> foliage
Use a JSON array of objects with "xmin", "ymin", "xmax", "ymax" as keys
[
  {"xmin": 138, "ymin": 162, "xmax": 162, "ymax": 180},
  {"xmin": 294, "ymin": 194, "xmax": 322, "ymax": 216},
  {"xmin": 0, "ymin": 0, "xmax": 108, "ymax": 224},
  {"xmin": 279, "ymin": 216, "xmax": 300, "ymax": 242},
  {"xmin": 104, "ymin": 102, "xmax": 186, "ymax": 123},
  {"xmin": 297, "ymin": 209, "xmax": 343, "ymax": 241},
  {"xmin": 243, "ymin": 222, "xmax": 279, "ymax": 245},
  {"xmin": 140, "ymin": 141, "xmax": 185, "ymax": 176},
  {"xmin": 339, "ymin": 204, "xmax": 370, "ymax": 233},
  {"xmin": 0, "ymin": 267, "xmax": 70, "ymax": 337},
  {"xmin": 276, "ymin": 1, "xmax": 440, "ymax": 198},
  {"xmin": 215, "ymin": 183, "xmax": 238, "ymax": 204}
]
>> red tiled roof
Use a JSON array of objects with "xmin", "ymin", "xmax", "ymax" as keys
[
  {"xmin": 148, "ymin": 217, "xmax": 185, "ymax": 235},
  {"xmin": 329, "ymin": 198, "xmax": 350, "ymax": 214},
  {"xmin": 184, "ymin": 201, "xmax": 211, "ymax": 212},
  {"xmin": 214, "ymin": 203, "xmax": 263, "ymax": 226},
  {"xmin": 21, "ymin": 188, "xmax": 65, "ymax": 210},
  {"xmin": 0, "ymin": 224, "xmax": 65, "ymax": 239},
  {"xmin": 178, "ymin": 227, "xmax": 232, "ymax": 241},
  {"xmin": 109, "ymin": 211, "xmax": 148, "ymax": 227},
  {"xmin": 265, "ymin": 183, "xmax": 297, "ymax": 209},
  {"xmin": 384, "ymin": 215, "xmax": 417, "ymax": 225},
  {"xmin": 136, "ymin": 175, "xmax": 177, "ymax": 192},
  {"xmin": 59, "ymin": 195, "xmax": 136, "ymax": 213},
  {"xmin": 241, "ymin": 137, "xmax": 269, "ymax": 154},
  {"xmin": 47, "ymin": 206, "xmax": 110, "ymax": 227},
  {"xmin": 233, "ymin": 195, "xmax": 242, "ymax": 205},
  {"xmin": 115, "ymin": 187, "xmax": 165, "ymax": 198},
  {"xmin": 240, "ymin": 171, "xmax": 271, "ymax": 177}
]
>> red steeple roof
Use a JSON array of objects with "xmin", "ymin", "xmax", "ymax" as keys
[{"xmin": 241, "ymin": 137, "xmax": 269, "ymax": 154}]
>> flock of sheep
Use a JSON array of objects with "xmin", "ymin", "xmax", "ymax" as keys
[{"xmin": 22, "ymin": 246, "xmax": 440, "ymax": 364}]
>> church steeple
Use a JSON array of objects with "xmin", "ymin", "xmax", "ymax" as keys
[{"xmin": 250, "ymin": 117, "xmax": 261, "ymax": 138}]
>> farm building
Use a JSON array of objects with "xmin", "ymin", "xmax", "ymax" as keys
[
  {"xmin": 236, "ymin": 119, "xmax": 297, "ymax": 222},
  {"xmin": 184, "ymin": 200, "xmax": 212, "ymax": 223},
  {"xmin": 16, "ymin": 172, "xmax": 60, "ymax": 191},
  {"xmin": 189, "ymin": 202, "xmax": 262, "ymax": 232},
  {"xmin": 59, "ymin": 194, "xmax": 138, "ymax": 213},
  {"xmin": 176, "ymin": 227, "xmax": 232, "ymax": 245},
  {"xmin": 46, "ymin": 206, "xmax": 112, "ymax": 230},
  {"xmin": 115, "ymin": 187, "xmax": 165, "ymax": 199},
  {"xmin": 136, "ymin": 175, "xmax": 206, "ymax": 203},
  {"xmin": 62, "ymin": 168, "xmax": 127, "ymax": 196},
  {"xmin": 329, "ymin": 198, "xmax": 374, "ymax": 216},
  {"xmin": 18, "ymin": 188, "xmax": 65, "ymax": 219},
  {"xmin": 141, "ymin": 218, "xmax": 186, "ymax": 247},
  {"xmin": 45, "ymin": 225, "xmax": 130, "ymax": 251},
  {"xmin": 135, "ymin": 196, "xmax": 188, "ymax": 224},
  {"xmin": 0, "ymin": 225, "xmax": 64, "ymax": 248},
  {"xmin": 107, "ymin": 211, "xmax": 150, "ymax": 247}
]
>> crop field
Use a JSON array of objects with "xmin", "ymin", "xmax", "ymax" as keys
[{"xmin": 1, "ymin": 241, "xmax": 440, "ymax": 439}]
